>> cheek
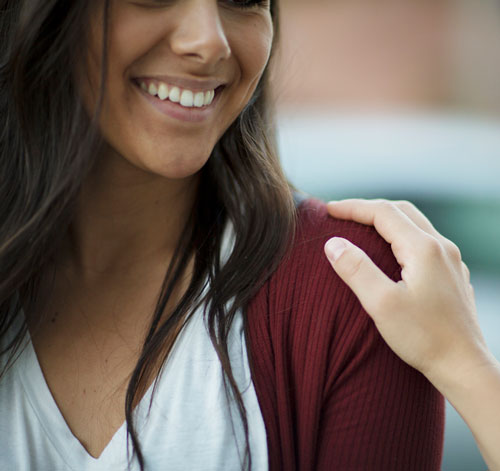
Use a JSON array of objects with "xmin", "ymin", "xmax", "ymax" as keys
[
  {"xmin": 231, "ymin": 18, "xmax": 274, "ymax": 87},
  {"xmin": 79, "ymin": 5, "xmax": 154, "ymax": 117}
]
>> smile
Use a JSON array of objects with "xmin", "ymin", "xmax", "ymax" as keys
[
  {"xmin": 137, "ymin": 79, "xmax": 217, "ymax": 109},
  {"xmin": 132, "ymin": 78, "xmax": 225, "ymax": 123}
]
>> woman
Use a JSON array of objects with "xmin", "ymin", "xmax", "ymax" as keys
[
  {"xmin": 325, "ymin": 199, "xmax": 500, "ymax": 471},
  {"xmin": 0, "ymin": 1, "xmax": 443, "ymax": 470}
]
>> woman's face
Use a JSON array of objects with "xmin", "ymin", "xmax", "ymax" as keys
[{"xmin": 83, "ymin": 0, "xmax": 273, "ymax": 179}]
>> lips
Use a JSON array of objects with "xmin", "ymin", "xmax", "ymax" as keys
[
  {"xmin": 132, "ymin": 78, "xmax": 225, "ymax": 123},
  {"xmin": 135, "ymin": 78, "xmax": 218, "ymax": 108}
]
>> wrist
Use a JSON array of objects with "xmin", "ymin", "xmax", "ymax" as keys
[{"xmin": 425, "ymin": 347, "xmax": 500, "ymax": 397}]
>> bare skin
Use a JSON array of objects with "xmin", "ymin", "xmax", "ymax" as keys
[
  {"xmin": 27, "ymin": 256, "xmax": 186, "ymax": 458},
  {"xmin": 324, "ymin": 199, "xmax": 500, "ymax": 471},
  {"xmin": 26, "ymin": 140, "xmax": 199, "ymax": 459},
  {"xmin": 25, "ymin": 0, "xmax": 274, "ymax": 459}
]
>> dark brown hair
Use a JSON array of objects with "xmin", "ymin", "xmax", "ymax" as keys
[{"xmin": 0, "ymin": 0, "xmax": 294, "ymax": 469}]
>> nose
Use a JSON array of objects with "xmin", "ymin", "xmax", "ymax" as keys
[{"xmin": 170, "ymin": 0, "xmax": 231, "ymax": 66}]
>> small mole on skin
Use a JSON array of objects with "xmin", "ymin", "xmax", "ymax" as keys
[
  {"xmin": 83, "ymin": 389, "xmax": 86, "ymax": 395},
  {"xmin": 51, "ymin": 311, "xmax": 59, "ymax": 324}
]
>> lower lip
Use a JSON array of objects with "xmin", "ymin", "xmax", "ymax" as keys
[{"xmin": 132, "ymin": 80, "xmax": 222, "ymax": 123}]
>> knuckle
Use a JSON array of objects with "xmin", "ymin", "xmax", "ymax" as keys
[
  {"xmin": 380, "ymin": 200, "xmax": 398, "ymax": 215},
  {"xmin": 395, "ymin": 200, "xmax": 415, "ymax": 212},
  {"xmin": 340, "ymin": 250, "xmax": 365, "ymax": 279},
  {"xmin": 421, "ymin": 235, "xmax": 463, "ymax": 265},
  {"xmin": 462, "ymin": 261, "xmax": 471, "ymax": 281},
  {"xmin": 421, "ymin": 235, "xmax": 443, "ymax": 260},
  {"xmin": 444, "ymin": 240, "xmax": 462, "ymax": 261}
]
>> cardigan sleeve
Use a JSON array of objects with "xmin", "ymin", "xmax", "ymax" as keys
[
  {"xmin": 245, "ymin": 198, "xmax": 445, "ymax": 471},
  {"xmin": 315, "ymin": 270, "xmax": 445, "ymax": 469}
]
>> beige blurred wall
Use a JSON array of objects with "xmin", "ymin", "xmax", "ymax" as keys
[
  {"xmin": 272, "ymin": 0, "xmax": 500, "ymax": 113},
  {"xmin": 450, "ymin": 0, "xmax": 500, "ymax": 114}
]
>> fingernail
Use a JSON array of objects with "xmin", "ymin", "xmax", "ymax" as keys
[{"xmin": 325, "ymin": 238, "xmax": 347, "ymax": 262}]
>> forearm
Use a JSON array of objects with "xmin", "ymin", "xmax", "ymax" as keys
[{"xmin": 428, "ymin": 352, "xmax": 500, "ymax": 471}]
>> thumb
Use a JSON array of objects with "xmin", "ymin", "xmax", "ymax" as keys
[{"xmin": 324, "ymin": 237, "xmax": 396, "ymax": 317}]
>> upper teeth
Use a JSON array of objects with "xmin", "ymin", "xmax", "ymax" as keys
[{"xmin": 139, "ymin": 80, "xmax": 216, "ymax": 108}]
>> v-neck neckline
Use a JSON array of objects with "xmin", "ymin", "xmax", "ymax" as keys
[
  {"xmin": 11, "ymin": 230, "xmax": 228, "ymax": 469},
  {"xmin": 15, "ymin": 314, "xmax": 156, "ymax": 470}
]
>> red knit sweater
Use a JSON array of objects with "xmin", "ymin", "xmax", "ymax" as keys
[{"xmin": 246, "ymin": 198, "xmax": 445, "ymax": 471}]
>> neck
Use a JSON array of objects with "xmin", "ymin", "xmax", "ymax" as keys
[{"xmin": 57, "ymin": 146, "xmax": 199, "ymax": 280}]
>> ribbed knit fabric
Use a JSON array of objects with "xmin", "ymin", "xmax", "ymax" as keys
[{"xmin": 246, "ymin": 198, "xmax": 445, "ymax": 471}]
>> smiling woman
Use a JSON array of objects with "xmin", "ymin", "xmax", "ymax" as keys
[{"xmin": 0, "ymin": 1, "xmax": 443, "ymax": 470}]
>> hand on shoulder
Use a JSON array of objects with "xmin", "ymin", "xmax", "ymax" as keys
[{"xmin": 323, "ymin": 198, "xmax": 495, "ymax": 384}]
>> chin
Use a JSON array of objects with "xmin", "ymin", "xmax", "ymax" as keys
[
  {"xmin": 106, "ymin": 134, "xmax": 215, "ymax": 181},
  {"xmin": 142, "ymin": 150, "xmax": 212, "ymax": 181}
]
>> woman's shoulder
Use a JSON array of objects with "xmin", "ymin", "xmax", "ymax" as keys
[
  {"xmin": 291, "ymin": 197, "xmax": 400, "ymax": 282},
  {"xmin": 247, "ymin": 196, "xmax": 401, "ymax": 329}
]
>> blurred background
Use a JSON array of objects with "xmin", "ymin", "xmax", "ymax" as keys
[{"xmin": 271, "ymin": 1, "xmax": 500, "ymax": 470}]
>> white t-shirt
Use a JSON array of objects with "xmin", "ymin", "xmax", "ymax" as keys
[{"xmin": 0, "ymin": 270, "xmax": 268, "ymax": 470}]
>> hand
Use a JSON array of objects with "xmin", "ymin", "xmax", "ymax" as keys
[{"xmin": 323, "ymin": 199, "xmax": 492, "ymax": 383}]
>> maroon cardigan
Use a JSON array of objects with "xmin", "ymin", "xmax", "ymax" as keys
[{"xmin": 246, "ymin": 198, "xmax": 445, "ymax": 471}]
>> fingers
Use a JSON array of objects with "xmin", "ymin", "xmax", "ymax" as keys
[
  {"xmin": 327, "ymin": 199, "xmax": 470, "ymax": 266},
  {"xmin": 328, "ymin": 198, "xmax": 443, "ymax": 240},
  {"xmin": 324, "ymin": 237, "xmax": 397, "ymax": 317},
  {"xmin": 387, "ymin": 200, "xmax": 442, "ymax": 241},
  {"xmin": 326, "ymin": 199, "xmax": 433, "ymax": 259}
]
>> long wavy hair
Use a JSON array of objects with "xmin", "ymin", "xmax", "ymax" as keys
[{"xmin": 0, "ymin": 0, "xmax": 295, "ymax": 469}]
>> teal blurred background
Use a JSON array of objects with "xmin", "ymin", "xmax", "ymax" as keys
[{"xmin": 274, "ymin": 1, "xmax": 500, "ymax": 469}]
